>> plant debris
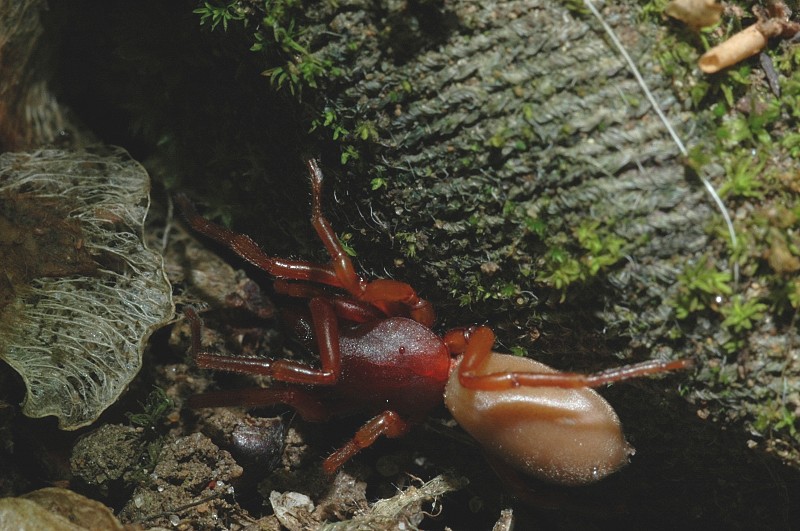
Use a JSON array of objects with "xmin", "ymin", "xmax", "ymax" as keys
[{"xmin": 0, "ymin": 147, "xmax": 174, "ymax": 429}]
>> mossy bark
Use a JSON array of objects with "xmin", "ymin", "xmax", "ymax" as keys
[
  {"xmin": 316, "ymin": 0, "xmax": 703, "ymax": 330},
  {"xmin": 292, "ymin": 0, "xmax": 800, "ymax": 487}
]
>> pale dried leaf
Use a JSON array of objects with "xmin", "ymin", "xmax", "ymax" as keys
[{"xmin": 0, "ymin": 147, "xmax": 174, "ymax": 429}]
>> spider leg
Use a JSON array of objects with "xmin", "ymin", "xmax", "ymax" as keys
[
  {"xmin": 456, "ymin": 326, "xmax": 693, "ymax": 391},
  {"xmin": 306, "ymin": 160, "xmax": 435, "ymax": 326},
  {"xmin": 307, "ymin": 159, "xmax": 364, "ymax": 296},
  {"xmin": 273, "ymin": 279, "xmax": 384, "ymax": 323},
  {"xmin": 185, "ymin": 298, "xmax": 343, "ymax": 386},
  {"xmin": 322, "ymin": 410, "xmax": 410, "ymax": 474},
  {"xmin": 187, "ymin": 387, "xmax": 331, "ymax": 422},
  {"xmin": 176, "ymin": 193, "xmax": 342, "ymax": 287}
]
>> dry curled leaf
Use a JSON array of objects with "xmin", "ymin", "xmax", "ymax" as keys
[
  {"xmin": 0, "ymin": 147, "xmax": 174, "ymax": 429},
  {"xmin": 0, "ymin": 487, "xmax": 124, "ymax": 530}
]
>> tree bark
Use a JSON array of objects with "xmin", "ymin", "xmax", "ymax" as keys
[{"xmin": 299, "ymin": 0, "xmax": 800, "ymax": 486}]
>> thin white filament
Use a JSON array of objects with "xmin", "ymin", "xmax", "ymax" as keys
[{"xmin": 583, "ymin": 0, "xmax": 739, "ymax": 285}]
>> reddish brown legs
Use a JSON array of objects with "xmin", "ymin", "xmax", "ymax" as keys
[
  {"xmin": 306, "ymin": 159, "xmax": 434, "ymax": 324},
  {"xmin": 322, "ymin": 410, "xmax": 410, "ymax": 474},
  {"xmin": 273, "ymin": 280, "xmax": 385, "ymax": 323},
  {"xmin": 306, "ymin": 159, "xmax": 363, "ymax": 296},
  {"xmin": 186, "ymin": 307, "xmax": 410, "ymax": 473},
  {"xmin": 175, "ymin": 193, "xmax": 341, "ymax": 287},
  {"xmin": 456, "ymin": 327, "xmax": 693, "ymax": 391},
  {"xmin": 185, "ymin": 300, "xmax": 342, "ymax": 385},
  {"xmin": 188, "ymin": 387, "xmax": 332, "ymax": 421},
  {"xmin": 176, "ymin": 160, "xmax": 434, "ymax": 325}
]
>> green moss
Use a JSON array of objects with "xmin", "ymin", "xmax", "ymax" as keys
[
  {"xmin": 536, "ymin": 219, "xmax": 627, "ymax": 296},
  {"xmin": 718, "ymin": 149, "xmax": 766, "ymax": 199},
  {"xmin": 643, "ymin": 0, "xmax": 800, "ymax": 457},
  {"xmin": 192, "ymin": 0, "xmax": 373, "ymax": 166},
  {"xmin": 123, "ymin": 387, "xmax": 176, "ymax": 482},
  {"xmin": 719, "ymin": 294, "xmax": 768, "ymax": 333},
  {"xmin": 126, "ymin": 387, "xmax": 173, "ymax": 433},
  {"xmin": 194, "ymin": 0, "xmax": 336, "ymax": 96},
  {"xmin": 753, "ymin": 401, "xmax": 799, "ymax": 438},
  {"xmin": 671, "ymin": 255, "xmax": 732, "ymax": 320},
  {"xmin": 394, "ymin": 231, "xmax": 418, "ymax": 259},
  {"xmin": 193, "ymin": 1, "xmax": 245, "ymax": 31}
]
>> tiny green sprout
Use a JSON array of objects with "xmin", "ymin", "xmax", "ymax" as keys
[
  {"xmin": 719, "ymin": 83, "xmax": 735, "ymax": 109},
  {"xmin": 673, "ymin": 256, "xmax": 732, "ymax": 319},
  {"xmin": 773, "ymin": 405, "xmax": 798, "ymax": 437},
  {"xmin": 355, "ymin": 121, "xmax": 378, "ymax": 142},
  {"xmin": 719, "ymin": 150, "xmax": 765, "ymax": 199},
  {"xmin": 370, "ymin": 177, "xmax": 387, "ymax": 190},
  {"xmin": 753, "ymin": 410, "xmax": 771, "ymax": 434},
  {"xmin": 573, "ymin": 220, "xmax": 625, "ymax": 275},
  {"xmin": 720, "ymin": 294, "xmax": 767, "ymax": 334},
  {"xmin": 126, "ymin": 387, "xmax": 173, "ymax": 432},
  {"xmin": 509, "ymin": 346, "xmax": 527, "ymax": 357},
  {"xmin": 541, "ymin": 249, "xmax": 582, "ymax": 293},
  {"xmin": 498, "ymin": 281, "xmax": 519, "ymax": 298},
  {"xmin": 193, "ymin": 1, "xmax": 245, "ymax": 32},
  {"xmin": 487, "ymin": 131, "xmax": 506, "ymax": 149},
  {"xmin": 338, "ymin": 233, "xmax": 357, "ymax": 257},
  {"xmin": 726, "ymin": 66, "xmax": 753, "ymax": 87},
  {"xmin": 250, "ymin": 32, "xmax": 264, "ymax": 52},
  {"xmin": 311, "ymin": 109, "xmax": 349, "ymax": 140},
  {"xmin": 341, "ymin": 145, "xmax": 360, "ymax": 165},
  {"xmin": 524, "ymin": 216, "xmax": 546, "ymax": 237},
  {"xmin": 754, "ymin": 402, "xmax": 799, "ymax": 437},
  {"xmin": 394, "ymin": 232, "xmax": 418, "ymax": 259}
]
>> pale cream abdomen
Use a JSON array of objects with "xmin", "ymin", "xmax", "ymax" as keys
[{"xmin": 444, "ymin": 353, "xmax": 633, "ymax": 485}]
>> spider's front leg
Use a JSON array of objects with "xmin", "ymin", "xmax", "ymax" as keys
[
  {"xmin": 184, "ymin": 298, "xmax": 342, "ymax": 386},
  {"xmin": 453, "ymin": 327, "xmax": 692, "ymax": 390},
  {"xmin": 176, "ymin": 160, "xmax": 433, "ymax": 325},
  {"xmin": 305, "ymin": 159, "xmax": 435, "ymax": 326}
]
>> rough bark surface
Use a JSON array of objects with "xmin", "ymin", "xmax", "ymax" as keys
[
  {"xmin": 315, "ymin": 0, "xmax": 705, "ymax": 334},
  {"xmin": 300, "ymin": 0, "xmax": 799, "ymax": 485}
]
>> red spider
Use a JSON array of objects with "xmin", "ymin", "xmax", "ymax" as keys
[{"xmin": 177, "ymin": 159, "xmax": 690, "ymax": 486}]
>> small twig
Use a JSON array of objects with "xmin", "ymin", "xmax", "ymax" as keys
[{"xmin": 136, "ymin": 491, "xmax": 224, "ymax": 523}]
